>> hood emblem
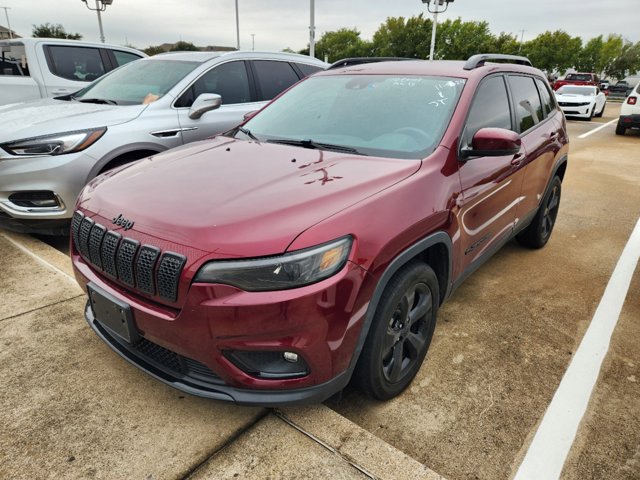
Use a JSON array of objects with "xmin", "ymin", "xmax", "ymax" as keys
[{"xmin": 112, "ymin": 214, "xmax": 134, "ymax": 230}]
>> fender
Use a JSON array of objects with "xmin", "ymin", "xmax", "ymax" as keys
[{"xmin": 346, "ymin": 231, "xmax": 453, "ymax": 374}]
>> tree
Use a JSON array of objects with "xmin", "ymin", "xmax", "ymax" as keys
[
  {"xmin": 600, "ymin": 34, "xmax": 624, "ymax": 78},
  {"xmin": 605, "ymin": 40, "xmax": 640, "ymax": 80},
  {"xmin": 490, "ymin": 32, "xmax": 521, "ymax": 56},
  {"xmin": 170, "ymin": 41, "xmax": 199, "ymax": 52},
  {"xmin": 371, "ymin": 15, "xmax": 432, "ymax": 58},
  {"xmin": 32, "ymin": 23, "xmax": 82, "ymax": 40},
  {"xmin": 144, "ymin": 45, "xmax": 167, "ymax": 56},
  {"xmin": 313, "ymin": 28, "xmax": 370, "ymax": 63},
  {"xmin": 522, "ymin": 30, "xmax": 582, "ymax": 74},
  {"xmin": 437, "ymin": 18, "xmax": 495, "ymax": 60},
  {"xmin": 575, "ymin": 35, "xmax": 604, "ymax": 73}
]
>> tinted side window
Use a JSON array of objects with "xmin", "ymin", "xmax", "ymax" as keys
[
  {"xmin": 295, "ymin": 62, "xmax": 323, "ymax": 78},
  {"xmin": 47, "ymin": 46, "xmax": 106, "ymax": 81},
  {"xmin": 0, "ymin": 44, "xmax": 30, "ymax": 76},
  {"xmin": 508, "ymin": 75, "xmax": 543, "ymax": 133},
  {"xmin": 113, "ymin": 50, "xmax": 142, "ymax": 67},
  {"xmin": 462, "ymin": 76, "xmax": 512, "ymax": 148},
  {"xmin": 253, "ymin": 60, "xmax": 300, "ymax": 100},
  {"xmin": 176, "ymin": 61, "xmax": 251, "ymax": 108},
  {"xmin": 535, "ymin": 78, "xmax": 555, "ymax": 117}
]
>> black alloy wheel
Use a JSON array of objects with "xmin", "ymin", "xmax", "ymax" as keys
[
  {"xmin": 516, "ymin": 175, "xmax": 562, "ymax": 249},
  {"xmin": 354, "ymin": 261, "xmax": 439, "ymax": 400}
]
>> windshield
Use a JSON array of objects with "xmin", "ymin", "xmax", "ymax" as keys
[
  {"xmin": 240, "ymin": 74, "xmax": 466, "ymax": 159},
  {"xmin": 565, "ymin": 74, "xmax": 592, "ymax": 82},
  {"xmin": 72, "ymin": 59, "xmax": 200, "ymax": 105},
  {"xmin": 557, "ymin": 86, "xmax": 596, "ymax": 96}
]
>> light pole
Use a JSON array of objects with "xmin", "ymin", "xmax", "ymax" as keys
[
  {"xmin": 81, "ymin": 0, "xmax": 113, "ymax": 43},
  {"xmin": 251, "ymin": 33, "xmax": 255, "ymax": 51},
  {"xmin": 422, "ymin": 0, "xmax": 454, "ymax": 61},
  {"xmin": 235, "ymin": 0, "xmax": 240, "ymax": 50},
  {"xmin": 0, "ymin": 6, "xmax": 12, "ymax": 39},
  {"xmin": 309, "ymin": 0, "xmax": 315, "ymax": 58}
]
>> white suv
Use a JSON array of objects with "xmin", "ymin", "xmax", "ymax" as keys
[{"xmin": 616, "ymin": 82, "xmax": 640, "ymax": 135}]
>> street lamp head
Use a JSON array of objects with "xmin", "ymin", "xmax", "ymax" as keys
[
  {"xmin": 421, "ymin": 0, "xmax": 454, "ymax": 4},
  {"xmin": 102, "ymin": 0, "xmax": 114, "ymax": 5}
]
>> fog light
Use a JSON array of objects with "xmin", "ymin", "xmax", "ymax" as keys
[
  {"xmin": 8, "ymin": 191, "xmax": 61, "ymax": 209},
  {"xmin": 224, "ymin": 350, "xmax": 309, "ymax": 379},
  {"xmin": 283, "ymin": 351, "xmax": 298, "ymax": 363}
]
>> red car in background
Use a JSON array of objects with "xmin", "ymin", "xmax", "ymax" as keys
[
  {"xmin": 71, "ymin": 54, "xmax": 569, "ymax": 405},
  {"xmin": 553, "ymin": 72, "xmax": 600, "ymax": 91}
]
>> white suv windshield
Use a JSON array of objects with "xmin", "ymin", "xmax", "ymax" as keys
[
  {"xmin": 72, "ymin": 59, "xmax": 199, "ymax": 105},
  {"xmin": 242, "ymin": 74, "xmax": 466, "ymax": 159}
]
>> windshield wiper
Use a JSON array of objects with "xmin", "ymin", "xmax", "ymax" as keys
[
  {"xmin": 77, "ymin": 98, "xmax": 119, "ymax": 105},
  {"xmin": 237, "ymin": 126, "xmax": 260, "ymax": 141},
  {"xmin": 266, "ymin": 138, "xmax": 362, "ymax": 155}
]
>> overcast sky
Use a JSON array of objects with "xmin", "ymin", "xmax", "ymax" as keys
[{"xmin": 3, "ymin": 0, "xmax": 639, "ymax": 52}]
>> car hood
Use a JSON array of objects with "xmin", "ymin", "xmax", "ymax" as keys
[
  {"xmin": 78, "ymin": 137, "xmax": 421, "ymax": 257},
  {"xmin": 555, "ymin": 93, "xmax": 594, "ymax": 102},
  {"xmin": 0, "ymin": 99, "xmax": 147, "ymax": 142}
]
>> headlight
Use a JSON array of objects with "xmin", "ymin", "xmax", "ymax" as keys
[
  {"xmin": 194, "ymin": 236, "xmax": 352, "ymax": 291},
  {"xmin": 1, "ymin": 127, "xmax": 107, "ymax": 156}
]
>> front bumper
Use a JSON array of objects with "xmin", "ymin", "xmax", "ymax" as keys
[
  {"xmin": 0, "ymin": 150, "xmax": 96, "ymax": 226},
  {"xmin": 558, "ymin": 104, "xmax": 593, "ymax": 118},
  {"xmin": 73, "ymin": 246, "xmax": 373, "ymax": 406}
]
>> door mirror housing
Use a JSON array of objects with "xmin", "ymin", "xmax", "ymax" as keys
[
  {"xmin": 188, "ymin": 93, "xmax": 222, "ymax": 120},
  {"xmin": 243, "ymin": 110, "xmax": 259, "ymax": 121},
  {"xmin": 460, "ymin": 127, "xmax": 521, "ymax": 159}
]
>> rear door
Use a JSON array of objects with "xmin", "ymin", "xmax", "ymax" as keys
[
  {"xmin": 508, "ymin": 75, "xmax": 562, "ymax": 225},
  {"xmin": 456, "ymin": 75, "xmax": 526, "ymax": 272}
]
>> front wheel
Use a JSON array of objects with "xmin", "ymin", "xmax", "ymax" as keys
[
  {"xmin": 354, "ymin": 262, "xmax": 439, "ymax": 400},
  {"xmin": 595, "ymin": 102, "xmax": 605, "ymax": 118},
  {"xmin": 516, "ymin": 176, "xmax": 562, "ymax": 249}
]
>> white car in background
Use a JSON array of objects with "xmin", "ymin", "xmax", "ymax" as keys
[
  {"xmin": 616, "ymin": 81, "xmax": 640, "ymax": 135},
  {"xmin": 554, "ymin": 85, "xmax": 606, "ymax": 120}
]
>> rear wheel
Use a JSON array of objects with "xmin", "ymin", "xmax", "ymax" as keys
[
  {"xmin": 354, "ymin": 262, "xmax": 439, "ymax": 400},
  {"xmin": 615, "ymin": 123, "xmax": 627, "ymax": 136},
  {"xmin": 516, "ymin": 176, "xmax": 562, "ymax": 249}
]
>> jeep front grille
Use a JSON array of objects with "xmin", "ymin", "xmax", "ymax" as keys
[{"xmin": 73, "ymin": 211, "xmax": 186, "ymax": 302}]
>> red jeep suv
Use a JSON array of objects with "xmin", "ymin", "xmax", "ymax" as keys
[{"xmin": 71, "ymin": 54, "xmax": 569, "ymax": 405}]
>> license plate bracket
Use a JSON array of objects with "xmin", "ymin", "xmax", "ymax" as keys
[{"xmin": 87, "ymin": 283, "xmax": 138, "ymax": 344}]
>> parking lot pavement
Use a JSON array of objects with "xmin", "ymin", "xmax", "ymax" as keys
[
  {"xmin": 329, "ymin": 103, "xmax": 640, "ymax": 479},
  {"xmin": 0, "ymin": 231, "xmax": 443, "ymax": 479}
]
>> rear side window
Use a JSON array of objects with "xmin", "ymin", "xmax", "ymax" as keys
[
  {"xmin": 462, "ymin": 76, "xmax": 512, "ymax": 149},
  {"xmin": 535, "ymin": 78, "xmax": 555, "ymax": 117},
  {"xmin": 252, "ymin": 60, "xmax": 300, "ymax": 100},
  {"xmin": 0, "ymin": 43, "xmax": 30, "ymax": 76},
  {"xmin": 175, "ymin": 60, "xmax": 251, "ymax": 107},
  {"xmin": 295, "ymin": 62, "xmax": 323, "ymax": 77},
  {"xmin": 112, "ymin": 50, "xmax": 142, "ymax": 67},
  {"xmin": 47, "ymin": 46, "xmax": 106, "ymax": 82},
  {"xmin": 508, "ymin": 75, "xmax": 543, "ymax": 133}
]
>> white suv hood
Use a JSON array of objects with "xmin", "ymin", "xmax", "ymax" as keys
[{"xmin": 0, "ymin": 98, "xmax": 147, "ymax": 143}]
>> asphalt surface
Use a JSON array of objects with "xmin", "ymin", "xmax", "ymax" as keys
[{"xmin": 4, "ymin": 103, "xmax": 639, "ymax": 479}]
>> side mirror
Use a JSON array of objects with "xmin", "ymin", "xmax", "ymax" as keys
[
  {"xmin": 460, "ymin": 127, "xmax": 521, "ymax": 159},
  {"xmin": 188, "ymin": 93, "xmax": 222, "ymax": 120},
  {"xmin": 243, "ymin": 110, "xmax": 258, "ymax": 121}
]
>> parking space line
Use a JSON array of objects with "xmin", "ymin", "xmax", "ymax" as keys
[
  {"xmin": 577, "ymin": 119, "xmax": 617, "ymax": 139},
  {"xmin": 513, "ymin": 217, "xmax": 640, "ymax": 480},
  {"xmin": 0, "ymin": 233, "xmax": 77, "ymax": 284}
]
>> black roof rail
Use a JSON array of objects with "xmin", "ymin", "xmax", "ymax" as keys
[
  {"xmin": 464, "ymin": 54, "xmax": 533, "ymax": 70},
  {"xmin": 328, "ymin": 57, "xmax": 414, "ymax": 70}
]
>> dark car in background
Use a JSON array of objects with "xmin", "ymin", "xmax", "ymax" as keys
[{"xmin": 70, "ymin": 53, "xmax": 569, "ymax": 406}]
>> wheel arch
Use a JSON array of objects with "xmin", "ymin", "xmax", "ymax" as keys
[
  {"xmin": 88, "ymin": 143, "xmax": 168, "ymax": 179},
  {"xmin": 347, "ymin": 231, "xmax": 453, "ymax": 374}
]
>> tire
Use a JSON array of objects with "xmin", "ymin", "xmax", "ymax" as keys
[
  {"xmin": 615, "ymin": 124, "xmax": 626, "ymax": 136},
  {"xmin": 587, "ymin": 105, "xmax": 595, "ymax": 121},
  {"xmin": 516, "ymin": 176, "xmax": 562, "ymax": 249},
  {"xmin": 595, "ymin": 102, "xmax": 605, "ymax": 118},
  {"xmin": 354, "ymin": 261, "xmax": 439, "ymax": 400}
]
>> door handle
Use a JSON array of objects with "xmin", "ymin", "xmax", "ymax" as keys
[
  {"xmin": 511, "ymin": 153, "xmax": 525, "ymax": 167},
  {"xmin": 548, "ymin": 131, "xmax": 559, "ymax": 141}
]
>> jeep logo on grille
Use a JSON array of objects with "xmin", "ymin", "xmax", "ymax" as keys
[{"xmin": 112, "ymin": 214, "xmax": 135, "ymax": 230}]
